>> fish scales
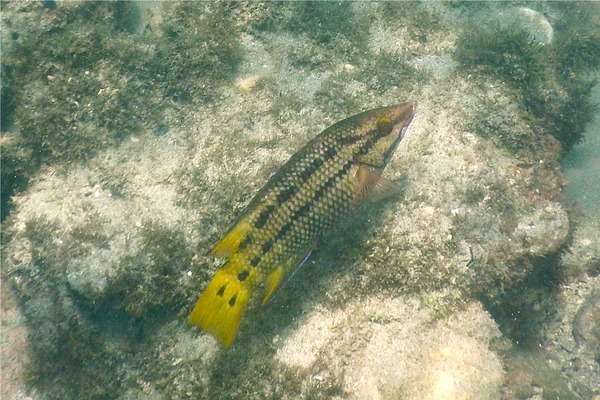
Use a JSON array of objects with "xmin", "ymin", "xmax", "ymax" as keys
[{"xmin": 189, "ymin": 103, "xmax": 415, "ymax": 347}]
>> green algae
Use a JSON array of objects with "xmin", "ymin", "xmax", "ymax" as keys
[
  {"xmin": 1, "ymin": 1, "xmax": 242, "ymax": 220},
  {"xmin": 1, "ymin": 2, "xmax": 598, "ymax": 399},
  {"xmin": 454, "ymin": 4, "xmax": 598, "ymax": 154}
]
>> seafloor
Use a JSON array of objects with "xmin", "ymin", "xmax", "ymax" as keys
[{"xmin": 1, "ymin": 2, "xmax": 599, "ymax": 399}]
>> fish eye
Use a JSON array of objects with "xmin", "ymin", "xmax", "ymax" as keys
[{"xmin": 376, "ymin": 117, "xmax": 393, "ymax": 135}]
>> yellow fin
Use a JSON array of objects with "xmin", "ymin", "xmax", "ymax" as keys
[
  {"xmin": 211, "ymin": 221, "xmax": 252, "ymax": 258},
  {"xmin": 189, "ymin": 269, "xmax": 251, "ymax": 347},
  {"xmin": 262, "ymin": 266, "xmax": 285, "ymax": 305}
]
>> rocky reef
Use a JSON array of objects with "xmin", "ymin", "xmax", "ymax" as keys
[{"xmin": 1, "ymin": 2, "xmax": 599, "ymax": 399}]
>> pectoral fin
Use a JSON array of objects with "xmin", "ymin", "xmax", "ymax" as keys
[{"xmin": 354, "ymin": 166, "xmax": 399, "ymax": 203}]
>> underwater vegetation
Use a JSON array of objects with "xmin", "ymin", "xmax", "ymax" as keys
[
  {"xmin": 1, "ymin": 1, "xmax": 599, "ymax": 399},
  {"xmin": 454, "ymin": 3, "xmax": 599, "ymax": 154},
  {"xmin": 0, "ymin": 1, "xmax": 242, "ymax": 221}
]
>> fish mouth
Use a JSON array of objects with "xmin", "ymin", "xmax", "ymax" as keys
[
  {"xmin": 396, "ymin": 103, "xmax": 415, "ymax": 133},
  {"xmin": 382, "ymin": 103, "xmax": 415, "ymax": 164}
]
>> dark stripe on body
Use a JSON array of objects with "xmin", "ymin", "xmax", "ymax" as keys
[
  {"xmin": 275, "ymin": 185, "xmax": 298, "ymax": 204},
  {"xmin": 262, "ymin": 162, "xmax": 353, "ymax": 254},
  {"xmin": 298, "ymin": 157, "xmax": 324, "ymax": 182},
  {"xmin": 250, "ymin": 135, "xmax": 361, "ymax": 231},
  {"xmin": 257, "ymin": 143, "xmax": 365, "ymax": 258},
  {"xmin": 254, "ymin": 204, "xmax": 275, "ymax": 229}
]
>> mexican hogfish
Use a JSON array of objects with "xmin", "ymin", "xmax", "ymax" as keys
[{"xmin": 189, "ymin": 103, "xmax": 415, "ymax": 347}]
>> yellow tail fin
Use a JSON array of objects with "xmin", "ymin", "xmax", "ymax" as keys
[{"xmin": 188, "ymin": 269, "xmax": 251, "ymax": 347}]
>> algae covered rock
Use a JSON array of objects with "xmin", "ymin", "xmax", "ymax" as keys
[
  {"xmin": 1, "ymin": 1, "xmax": 599, "ymax": 399},
  {"xmin": 275, "ymin": 299, "xmax": 503, "ymax": 399}
]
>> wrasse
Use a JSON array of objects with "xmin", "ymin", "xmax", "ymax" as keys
[{"xmin": 189, "ymin": 103, "xmax": 415, "ymax": 347}]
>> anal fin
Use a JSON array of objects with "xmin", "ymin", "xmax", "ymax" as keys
[
  {"xmin": 262, "ymin": 267, "xmax": 286, "ymax": 305},
  {"xmin": 262, "ymin": 246, "xmax": 315, "ymax": 305}
]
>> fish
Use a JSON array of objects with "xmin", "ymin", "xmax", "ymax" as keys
[{"xmin": 189, "ymin": 103, "xmax": 415, "ymax": 347}]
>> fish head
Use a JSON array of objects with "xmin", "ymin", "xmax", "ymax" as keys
[{"xmin": 355, "ymin": 102, "xmax": 415, "ymax": 169}]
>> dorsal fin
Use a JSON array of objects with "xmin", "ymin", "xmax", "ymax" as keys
[{"xmin": 211, "ymin": 220, "xmax": 252, "ymax": 258}]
